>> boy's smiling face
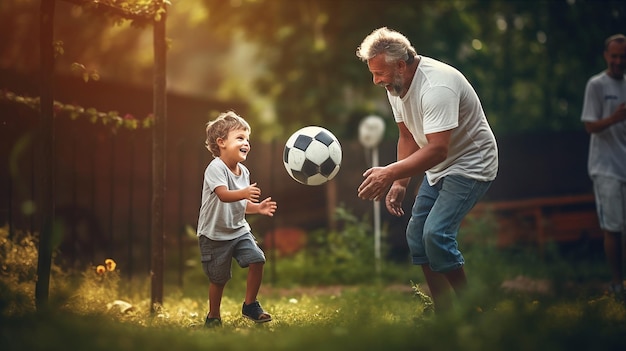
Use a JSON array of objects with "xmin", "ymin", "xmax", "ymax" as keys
[{"xmin": 218, "ymin": 128, "xmax": 251, "ymax": 165}]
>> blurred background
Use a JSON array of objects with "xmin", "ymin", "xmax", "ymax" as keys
[{"xmin": 1, "ymin": 0, "xmax": 624, "ymax": 284}]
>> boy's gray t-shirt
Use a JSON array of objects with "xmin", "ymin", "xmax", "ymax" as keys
[{"xmin": 197, "ymin": 157, "xmax": 251, "ymax": 241}]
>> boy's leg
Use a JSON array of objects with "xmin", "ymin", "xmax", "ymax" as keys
[
  {"xmin": 245, "ymin": 262, "xmax": 264, "ymax": 305},
  {"xmin": 233, "ymin": 234, "xmax": 271, "ymax": 322},
  {"xmin": 243, "ymin": 262, "xmax": 271, "ymax": 321},
  {"xmin": 199, "ymin": 236, "xmax": 233, "ymax": 323},
  {"xmin": 233, "ymin": 233, "xmax": 267, "ymax": 305},
  {"xmin": 208, "ymin": 282, "xmax": 225, "ymax": 319}
]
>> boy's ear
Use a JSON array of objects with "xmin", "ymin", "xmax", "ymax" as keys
[{"xmin": 216, "ymin": 137, "xmax": 226, "ymax": 148}]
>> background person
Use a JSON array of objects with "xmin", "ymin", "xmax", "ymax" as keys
[{"xmin": 581, "ymin": 33, "xmax": 626, "ymax": 297}]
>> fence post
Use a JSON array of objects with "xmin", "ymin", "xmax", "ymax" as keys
[
  {"xmin": 35, "ymin": 0, "xmax": 56, "ymax": 311},
  {"xmin": 150, "ymin": 2, "xmax": 167, "ymax": 312}
]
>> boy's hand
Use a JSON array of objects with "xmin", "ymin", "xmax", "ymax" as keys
[
  {"xmin": 243, "ymin": 183, "xmax": 261, "ymax": 202},
  {"xmin": 258, "ymin": 197, "xmax": 277, "ymax": 217}
]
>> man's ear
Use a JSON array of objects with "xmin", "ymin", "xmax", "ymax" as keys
[{"xmin": 397, "ymin": 59, "xmax": 407, "ymax": 71}]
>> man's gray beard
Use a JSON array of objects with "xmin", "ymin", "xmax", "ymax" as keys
[
  {"xmin": 388, "ymin": 84, "xmax": 402, "ymax": 97},
  {"xmin": 389, "ymin": 73, "xmax": 404, "ymax": 97}
]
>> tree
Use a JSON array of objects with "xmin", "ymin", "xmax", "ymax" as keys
[
  {"xmin": 5, "ymin": 0, "xmax": 626, "ymax": 137},
  {"xmin": 196, "ymin": 0, "xmax": 626, "ymax": 136}
]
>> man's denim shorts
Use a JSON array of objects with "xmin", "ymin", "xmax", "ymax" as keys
[{"xmin": 406, "ymin": 174, "xmax": 492, "ymax": 272}]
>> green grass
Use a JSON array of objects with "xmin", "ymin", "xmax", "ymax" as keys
[
  {"xmin": 2, "ymin": 221, "xmax": 626, "ymax": 351},
  {"xmin": 2, "ymin": 282, "xmax": 625, "ymax": 351}
]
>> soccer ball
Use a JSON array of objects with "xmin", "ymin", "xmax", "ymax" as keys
[{"xmin": 283, "ymin": 126, "xmax": 342, "ymax": 186}]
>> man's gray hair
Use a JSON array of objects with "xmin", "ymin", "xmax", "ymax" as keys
[
  {"xmin": 356, "ymin": 27, "xmax": 417, "ymax": 64},
  {"xmin": 605, "ymin": 33, "xmax": 626, "ymax": 50}
]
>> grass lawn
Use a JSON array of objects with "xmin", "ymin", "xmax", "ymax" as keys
[
  {"xmin": 1, "ymin": 226, "xmax": 625, "ymax": 350},
  {"xmin": 2, "ymin": 278, "xmax": 625, "ymax": 351}
]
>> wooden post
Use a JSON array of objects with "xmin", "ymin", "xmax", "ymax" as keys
[
  {"xmin": 35, "ymin": 0, "xmax": 56, "ymax": 311},
  {"xmin": 150, "ymin": 3, "xmax": 167, "ymax": 312}
]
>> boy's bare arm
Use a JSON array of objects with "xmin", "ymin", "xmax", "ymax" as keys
[
  {"xmin": 214, "ymin": 183, "xmax": 261, "ymax": 203},
  {"xmin": 246, "ymin": 197, "xmax": 277, "ymax": 216}
]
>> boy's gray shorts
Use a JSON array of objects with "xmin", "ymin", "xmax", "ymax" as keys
[{"xmin": 198, "ymin": 232, "xmax": 266, "ymax": 285}]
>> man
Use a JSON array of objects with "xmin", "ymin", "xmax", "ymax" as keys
[
  {"xmin": 581, "ymin": 33, "xmax": 626, "ymax": 297},
  {"xmin": 356, "ymin": 27, "xmax": 498, "ymax": 313}
]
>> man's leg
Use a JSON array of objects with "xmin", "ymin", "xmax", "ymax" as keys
[
  {"xmin": 421, "ymin": 264, "xmax": 468, "ymax": 314},
  {"xmin": 444, "ymin": 265, "xmax": 468, "ymax": 297},
  {"xmin": 593, "ymin": 176, "xmax": 625, "ymax": 293},
  {"xmin": 421, "ymin": 175, "xmax": 490, "ymax": 312},
  {"xmin": 421, "ymin": 264, "xmax": 453, "ymax": 313},
  {"xmin": 604, "ymin": 231, "xmax": 623, "ymax": 291}
]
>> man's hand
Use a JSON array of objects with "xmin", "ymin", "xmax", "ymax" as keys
[
  {"xmin": 615, "ymin": 103, "xmax": 626, "ymax": 123},
  {"xmin": 358, "ymin": 167, "xmax": 393, "ymax": 201},
  {"xmin": 385, "ymin": 184, "xmax": 406, "ymax": 217}
]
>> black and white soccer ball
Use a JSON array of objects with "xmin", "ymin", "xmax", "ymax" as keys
[{"xmin": 283, "ymin": 126, "xmax": 342, "ymax": 186}]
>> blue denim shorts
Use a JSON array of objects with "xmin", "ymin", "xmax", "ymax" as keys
[
  {"xmin": 199, "ymin": 232, "xmax": 266, "ymax": 285},
  {"xmin": 406, "ymin": 175, "xmax": 492, "ymax": 272},
  {"xmin": 592, "ymin": 175, "xmax": 626, "ymax": 233}
]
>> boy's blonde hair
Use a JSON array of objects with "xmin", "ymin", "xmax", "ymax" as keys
[{"xmin": 204, "ymin": 111, "xmax": 251, "ymax": 157}]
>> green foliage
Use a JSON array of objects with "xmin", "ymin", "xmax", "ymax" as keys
[
  {"xmin": 3, "ymin": 0, "xmax": 626, "ymax": 138},
  {"xmin": 0, "ymin": 227, "xmax": 44, "ymax": 315},
  {"xmin": 0, "ymin": 90, "xmax": 154, "ymax": 132},
  {"xmin": 66, "ymin": 259, "xmax": 122, "ymax": 314},
  {"xmin": 266, "ymin": 206, "xmax": 409, "ymax": 286},
  {"xmin": 63, "ymin": 0, "xmax": 168, "ymax": 25},
  {"xmin": 411, "ymin": 280, "xmax": 434, "ymax": 315},
  {"xmin": 197, "ymin": 0, "xmax": 626, "ymax": 137},
  {"xmin": 305, "ymin": 207, "xmax": 377, "ymax": 283}
]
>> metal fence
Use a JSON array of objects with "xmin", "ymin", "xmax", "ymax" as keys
[
  {"xmin": 1, "ymin": 81, "xmax": 600, "ymax": 284},
  {"xmin": 0, "ymin": 95, "xmax": 381, "ymax": 285}
]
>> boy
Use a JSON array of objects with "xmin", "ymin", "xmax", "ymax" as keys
[{"xmin": 197, "ymin": 111, "xmax": 277, "ymax": 327}]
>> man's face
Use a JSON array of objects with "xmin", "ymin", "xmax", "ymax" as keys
[
  {"xmin": 604, "ymin": 40, "xmax": 626, "ymax": 79},
  {"xmin": 367, "ymin": 54, "xmax": 405, "ymax": 97}
]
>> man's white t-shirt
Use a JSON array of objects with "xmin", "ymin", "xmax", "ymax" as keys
[
  {"xmin": 581, "ymin": 71, "xmax": 626, "ymax": 182},
  {"xmin": 389, "ymin": 56, "xmax": 498, "ymax": 185},
  {"xmin": 197, "ymin": 157, "xmax": 251, "ymax": 241}
]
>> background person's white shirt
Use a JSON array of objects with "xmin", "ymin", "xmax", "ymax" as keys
[{"xmin": 581, "ymin": 71, "xmax": 626, "ymax": 182}]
